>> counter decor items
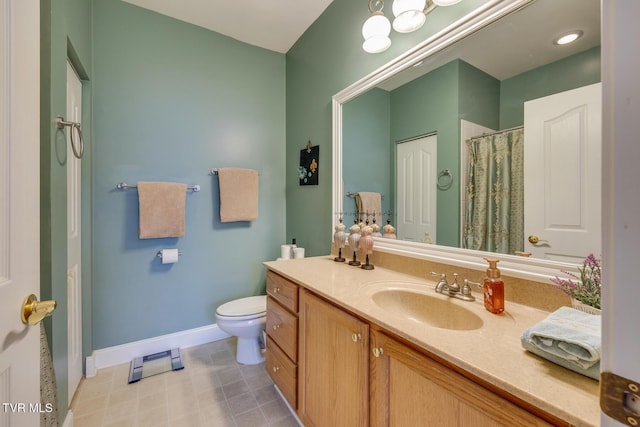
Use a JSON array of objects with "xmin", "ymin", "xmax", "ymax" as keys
[
  {"xmin": 550, "ymin": 253, "xmax": 601, "ymax": 315},
  {"xmin": 348, "ymin": 222, "xmax": 362, "ymax": 266},
  {"xmin": 333, "ymin": 216, "xmax": 347, "ymax": 262},
  {"xmin": 359, "ymin": 225, "xmax": 375, "ymax": 270}
]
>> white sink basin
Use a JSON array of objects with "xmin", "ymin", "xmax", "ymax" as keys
[{"xmin": 371, "ymin": 289, "xmax": 484, "ymax": 331}]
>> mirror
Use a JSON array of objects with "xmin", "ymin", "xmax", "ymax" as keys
[{"xmin": 333, "ymin": 0, "xmax": 601, "ymax": 276}]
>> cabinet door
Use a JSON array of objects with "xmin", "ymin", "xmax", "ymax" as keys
[
  {"xmin": 370, "ymin": 330, "xmax": 553, "ymax": 427},
  {"xmin": 299, "ymin": 289, "xmax": 369, "ymax": 427}
]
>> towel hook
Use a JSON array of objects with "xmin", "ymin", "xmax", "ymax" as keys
[{"xmin": 57, "ymin": 115, "xmax": 85, "ymax": 159}]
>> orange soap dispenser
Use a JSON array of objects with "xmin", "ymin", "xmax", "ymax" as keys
[{"xmin": 483, "ymin": 258, "xmax": 504, "ymax": 314}]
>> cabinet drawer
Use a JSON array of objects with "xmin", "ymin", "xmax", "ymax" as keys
[
  {"xmin": 266, "ymin": 271, "xmax": 299, "ymax": 313},
  {"xmin": 267, "ymin": 296, "xmax": 298, "ymax": 362},
  {"xmin": 266, "ymin": 335, "xmax": 297, "ymax": 409}
]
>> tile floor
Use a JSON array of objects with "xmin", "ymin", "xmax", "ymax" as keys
[{"xmin": 71, "ymin": 338, "xmax": 300, "ymax": 427}]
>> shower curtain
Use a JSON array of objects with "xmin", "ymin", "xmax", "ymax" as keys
[{"xmin": 462, "ymin": 128, "xmax": 524, "ymax": 254}]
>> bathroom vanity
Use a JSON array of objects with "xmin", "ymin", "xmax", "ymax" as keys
[{"xmin": 264, "ymin": 257, "xmax": 600, "ymax": 427}]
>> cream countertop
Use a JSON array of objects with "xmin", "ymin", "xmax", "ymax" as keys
[{"xmin": 264, "ymin": 256, "xmax": 600, "ymax": 427}]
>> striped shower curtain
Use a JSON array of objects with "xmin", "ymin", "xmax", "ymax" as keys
[{"xmin": 462, "ymin": 128, "xmax": 524, "ymax": 254}]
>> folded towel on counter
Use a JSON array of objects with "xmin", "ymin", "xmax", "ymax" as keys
[
  {"xmin": 138, "ymin": 181, "xmax": 187, "ymax": 239},
  {"xmin": 217, "ymin": 168, "xmax": 259, "ymax": 222},
  {"xmin": 355, "ymin": 192, "xmax": 382, "ymax": 218},
  {"xmin": 520, "ymin": 306, "xmax": 601, "ymax": 380}
]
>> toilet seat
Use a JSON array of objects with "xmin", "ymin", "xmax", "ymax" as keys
[{"xmin": 216, "ymin": 295, "xmax": 266, "ymax": 321}]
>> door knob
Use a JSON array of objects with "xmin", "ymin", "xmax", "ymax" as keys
[
  {"xmin": 21, "ymin": 294, "xmax": 57, "ymax": 326},
  {"xmin": 528, "ymin": 235, "xmax": 539, "ymax": 244},
  {"xmin": 351, "ymin": 333, "xmax": 361, "ymax": 343}
]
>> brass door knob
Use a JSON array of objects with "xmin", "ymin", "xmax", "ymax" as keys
[
  {"xmin": 351, "ymin": 333, "xmax": 361, "ymax": 343},
  {"xmin": 372, "ymin": 347, "xmax": 384, "ymax": 358},
  {"xmin": 528, "ymin": 235, "xmax": 540, "ymax": 244},
  {"xmin": 21, "ymin": 294, "xmax": 57, "ymax": 325}
]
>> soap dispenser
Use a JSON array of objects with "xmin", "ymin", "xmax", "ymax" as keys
[{"xmin": 483, "ymin": 258, "xmax": 504, "ymax": 314}]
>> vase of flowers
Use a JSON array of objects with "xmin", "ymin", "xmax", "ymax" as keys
[{"xmin": 550, "ymin": 253, "xmax": 601, "ymax": 315}]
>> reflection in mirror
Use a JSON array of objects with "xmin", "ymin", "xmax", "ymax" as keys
[{"xmin": 339, "ymin": 0, "xmax": 601, "ymax": 263}]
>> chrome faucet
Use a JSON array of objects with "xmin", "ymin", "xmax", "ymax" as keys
[{"xmin": 430, "ymin": 272, "xmax": 476, "ymax": 302}]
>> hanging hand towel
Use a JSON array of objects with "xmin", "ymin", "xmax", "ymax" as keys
[
  {"xmin": 356, "ymin": 192, "xmax": 382, "ymax": 218},
  {"xmin": 138, "ymin": 181, "xmax": 187, "ymax": 239},
  {"xmin": 218, "ymin": 168, "xmax": 259, "ymax": 222}
]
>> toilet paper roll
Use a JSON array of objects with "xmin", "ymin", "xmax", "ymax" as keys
[
  {"xmin": 293, "ymin": 247, "xmax": 305, "ymax": 259},
  {"xmin": 160, "ymin": 248, "xmax": 179, "ymax": 264},
  {"xmin": 280, "ymin": 245, "xmax": 292, "ymax": 259}
]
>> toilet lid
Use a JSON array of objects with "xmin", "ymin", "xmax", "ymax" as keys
[{"xmin": 216, "ymin": 295, "xmax": 266, "ymax": 318}]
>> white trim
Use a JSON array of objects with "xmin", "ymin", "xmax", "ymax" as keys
[
  {"xmin": 331, "ymin": 0, "xmax": 588, "ymax": 284},
  {"xmin": 85, "ymin": 324, "xmax": 230, "ymax": 376}
]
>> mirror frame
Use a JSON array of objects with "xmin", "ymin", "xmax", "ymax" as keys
[{"xmin": 332, "ymin": 0, "xmax": 583, "ymax": 281}]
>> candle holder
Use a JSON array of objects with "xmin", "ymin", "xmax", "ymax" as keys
[
  {"xmin": 348, "ymin": 222, "xmax": 361, "ymax": 266},
  {"xmin": 359, "ymin": 225, "xmax": 374, "ymax": 270},
  {"xmin": 333, "ymin": 216, "xmax": 347, "ymax": 262}
]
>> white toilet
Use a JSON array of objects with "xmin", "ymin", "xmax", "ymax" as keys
[{"xmin": 215, "ymin": 295, "xmax": 267, "ymax": 365}]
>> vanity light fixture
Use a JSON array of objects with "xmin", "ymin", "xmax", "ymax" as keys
[
  {"xmin": 362, "ymin": 0, "xmax": 392, "ymax": 53},
  {"xmin": 432, "ymin": 0, "xmax": 463, "ymax": 5},
  {"xmin": 363, "ymin": 0, "xmax": 463, "ymax": 53},
  {"xmin": 392, "ymin": 0, "xmax": 427, "ymax": 33},
  {"xmin": 553, "ymin": 30, "xmax": 584, "ymax": 45}
]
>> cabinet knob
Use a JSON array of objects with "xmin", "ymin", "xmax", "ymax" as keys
[
  {"xmin": 372, "ymin": 347, "xmax": 384, "ymax": 358},
  {"xmin": 272, "ymin": 366, "xmax": 280, "ymax": 373},
  {"xmin": 272, "ymin": 324, "xmax": 281, "ymax": 330},
  {"xmin": 273, "ymin": 287, "xmax": 280, "ymax": 293},
  {"xmin": 351, "ymin": 333, "xmax": 362, "ymax": 343}
]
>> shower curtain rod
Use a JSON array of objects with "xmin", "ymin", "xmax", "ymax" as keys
[{"xmin": 470, "ymin": 125, "xmax": 524, "ymax": 140}]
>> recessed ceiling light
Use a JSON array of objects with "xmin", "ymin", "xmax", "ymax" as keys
[{"xmin": 554, "ymin": 30, "xmax": 584, "ymax": 45}]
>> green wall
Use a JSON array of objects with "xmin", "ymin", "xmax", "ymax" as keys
[
  {"xmin": 285, "ymin": 0, "xmax": 490, "ymax": 256},
  {"xmin": 500, "ymin": 46, "xmax": 601, "ymax": 127},
  {"xmin": 343, "ymin": 88, "xmax": 391, "ymax": 221},
  {"xmin": 40, "ymin": 0, "xmax": 92, "ymax": 423},
  {"xmin": 91, "ymin": 0, "xmax": 286, "ymax": 349}
]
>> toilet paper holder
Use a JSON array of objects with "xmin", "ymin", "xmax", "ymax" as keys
[{"xmin": 156, "ymin": 250, "xmax": 182, "ymax": 258}]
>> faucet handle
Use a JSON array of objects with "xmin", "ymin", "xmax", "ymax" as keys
[
  {"xmin": 463, "ymin": 279, "xmax": 482, "ymax": 294},
  {"xmin": 430, "ymin": 271, "xmax": 446, "ymax": 281}
]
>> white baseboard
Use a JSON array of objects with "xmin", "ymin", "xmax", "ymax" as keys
[{"xmin": 85, "ymin": 324, "xmax": 230, "ymax": 376}]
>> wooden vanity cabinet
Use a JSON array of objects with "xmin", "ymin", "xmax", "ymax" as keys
[
  {"xmin": 265, "ymin": 271, "xmax": 299, "ymax": 409},
  {"xmin": 370, "ymin": 329, "xmax": 555, "ymax": 427},
  {"xmin": 298, "ymin": 289, "xmax": 370, "ymax": 427}
]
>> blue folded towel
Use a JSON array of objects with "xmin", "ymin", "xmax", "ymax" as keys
[{"xmin": 520, "ymin": 307, "xmax": 601, "ymax": 380}]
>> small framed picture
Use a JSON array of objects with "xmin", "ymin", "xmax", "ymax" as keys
[{"xmin": 298, "ymin": 144, "xmax": 319, "ymax": 186}]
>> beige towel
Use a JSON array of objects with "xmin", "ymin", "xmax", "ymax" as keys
[
  {"xmin": 218, "ymin": 168, "xmax": 259, "ymax": 222},
  {"xmin": 356, "ymin": 192, "xmax": 382, "ymax": 218},
  {"xmin": 138, "ymin": 181, "xmax": 187, "ymax": 239}
]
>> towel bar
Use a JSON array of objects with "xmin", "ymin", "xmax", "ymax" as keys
[
  {"xmin": 346, "ymin": 192, "xmax": 384, "ymax": 200},
  {"xmin": 116, "ymin": 182, "xmax": 200, "ymax": 192},
  {"xmin": 211, "ymin": 168, "xmax": 260, "ymax": 176}
]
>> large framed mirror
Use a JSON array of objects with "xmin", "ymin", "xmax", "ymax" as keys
[{"xmin": 332, "ymin": 0, "xmax": 600, "ymax": 280}]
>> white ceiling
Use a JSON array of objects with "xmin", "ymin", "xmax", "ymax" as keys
[{"xmin": 122, "ymin": 0, "xmax": 335, "ymax": 54}]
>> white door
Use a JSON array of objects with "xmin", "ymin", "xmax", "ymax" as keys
[
  {"xmin": 0, "ymin": 1, "xmax": 41, "ymax": 426},
  {"xmin": 66, "ymin": 62, "xmax": 83, "ymax": 401},
  {"xmin": 523, "ymin": 83, "xmax": 602, "ymax": 262},
  {"xmin": 601, "ymin": 1, "xmax": 640, "ymax": 425},
  {"xmin": 396, "ymin": 135, "xmax": 437, "ymax": 243}
]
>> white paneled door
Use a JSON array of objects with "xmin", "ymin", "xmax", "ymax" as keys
[
  {"xmin": 396, "ymin": 135, "xmax": 437, "ymax": 243},
  {"xmin": 523, "ymin": 83, "xmax": 602, "ymax": 262},
  {"xmin": 66, "ymin": 61, "xmax": 83, "ymax": 402},
  {"xmin": 0, "ymin": 1, "xmax": 41, "ymax": 426}
]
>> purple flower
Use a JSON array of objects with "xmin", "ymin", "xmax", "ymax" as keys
[{"xmin": 550, "ymin": 254, "xmax": 601, "ymax": 309}]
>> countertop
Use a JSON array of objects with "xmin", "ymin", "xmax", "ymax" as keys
[{"xmin": 264, "ymin": 256, "xmax": 600, "ymax": 427}]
